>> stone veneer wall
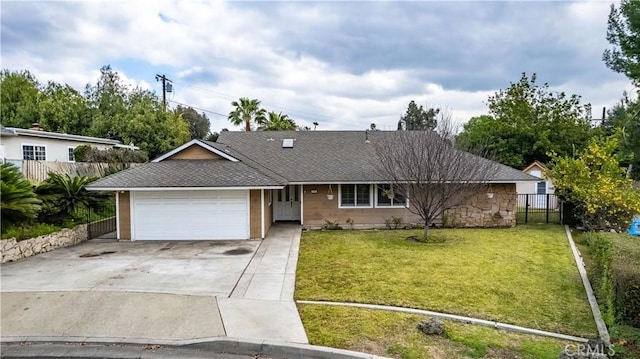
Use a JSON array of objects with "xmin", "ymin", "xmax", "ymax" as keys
[
  {"xmin": 1, "ymin": 224, "xmax": 88, "ymax": 263},
  {"xmin": 443, "ymin": 184, "xmax": 517, "ymax": 228}
]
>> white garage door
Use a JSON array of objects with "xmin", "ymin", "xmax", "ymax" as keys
[{"xmin": 132, "ymin": 190, "xmax": 249, "ymax": 240}]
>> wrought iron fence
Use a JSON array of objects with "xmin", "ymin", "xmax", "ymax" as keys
[
  {"xmin": 73, "ymin": 201, "xmax": 117, "ymax": 239},
  {"xmin": 516, "ymin": 194, "xmax": 562, "ymax": 224}
]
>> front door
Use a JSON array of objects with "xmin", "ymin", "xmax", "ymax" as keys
[{"xmin": 274, "ymin": 185, "xmax": 301, "ymax": 221}]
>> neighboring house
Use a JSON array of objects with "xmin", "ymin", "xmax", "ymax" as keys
[
  {"xmin": 1, "ymin": 124, "xmax": 137, "ymax": 164},
  {"xmin": 87, "ymin": 131, "xmax": 538, "ymax": 241},
  {"xmin": 516, "ymin": 160, "xmax": 558, "ymax": 209},
  {"xmin": 1, "ymin": 124, "xmax": 139, "ymax": 181}
]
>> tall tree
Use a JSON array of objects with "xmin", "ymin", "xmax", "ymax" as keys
[
  {"xmin": 174, "ymin": 105, "xmax": 211, "ymax": 139},
  {"xmin": 228, "ymin": 98, "xmax": 266, "ymax": 131},
  {"xmin": 258, "ymin": 111, "xmax": 296, "ymax": 131},
  {"xmin": 0, "ymin": 70, "xmax": 40, "ymax": 128},
  {"xmin": 38, "ymin": 81, "xmax": 89, "ymax": 135},
  {"xmin": 604, "ymin": 93, "xmax": 640, "ymax": 180},
  {"xmin": 603, "ymin": 0, "xmax": 640, "ymax": 85},
  {"xmin": 456, "ymin": 73, "xmax": 593, "ymax": 169},
  {"xmin": 375, "ymin": 112, "xmax": 498, "ymax": 239},
  {"xmin": 398, "ymin": 100, "xmax": 439, "ymax": 130}
]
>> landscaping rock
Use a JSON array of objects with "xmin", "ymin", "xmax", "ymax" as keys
[{"xmin": 417, "ymin": 317, "xmax": 444, "ymax": 335}]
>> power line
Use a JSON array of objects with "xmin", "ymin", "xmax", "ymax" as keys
[
  {"xmin": 169, "ymin": 78, "xmax": 336, "ymax": 121},
  {"xmin": 168, "ymin": 99, "xmax": 227, "ymax": 117}
]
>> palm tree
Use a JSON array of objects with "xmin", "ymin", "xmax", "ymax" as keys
[
  {"xmin": 228, "ymin": 98, "xmax": 267, "ymax": 131},
  {"xmin": 36, "ymin": 173, "xmax": 108, "ymax": 223},
  {"xmin": 1, "ymin": 163, "xmax": 41, "ymax": 228},
  {"xmin": 258, "ymin": 111, "xmax": 297, "ymax": 131},
  {"xmin": 313, "ymin": 122, "xmax": 319, "ymax": 130}
]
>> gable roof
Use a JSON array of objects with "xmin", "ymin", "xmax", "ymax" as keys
[
  {"xmin": 152, "ymin": 139, "xmax": 239, "ymax": 162},
  {"xmin": 522, "ymin": 160, "xmax": 548, "ymax": 173},
  {"xmin": 86, "ymin": 160, "xmax": 286, "ymax": 190},
  {"xmin": 1, "ymin": 126, "xmax": 123, "ymax": 146},
  {"xmin": 215, "ymin": 131, "xmax": 539, "ymax": 183}
]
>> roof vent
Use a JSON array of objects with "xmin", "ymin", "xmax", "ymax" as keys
[{"xmin": 282, "ymin": 138, "xmax": 294, "ymax": 148}]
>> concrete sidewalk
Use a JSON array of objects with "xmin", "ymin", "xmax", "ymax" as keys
[
  {"xmin": 1, "ymin": 225, "xmax": 308, "ymax": 344},
  {"xmin": 221, "ymin": 224, "xmax": 308, "ymax": 343}
]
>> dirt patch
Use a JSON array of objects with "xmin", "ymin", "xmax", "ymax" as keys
[{"xmin": 223, "ymin": 248, "xmax": 253, "ymax": 255}]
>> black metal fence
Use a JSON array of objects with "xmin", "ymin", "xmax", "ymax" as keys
[
  {"xmin": 73, "ymin": 201, "xmax": 117, "ymax": 239},
  {"xmin": 516, "ymin": 194, "xmax": 562, "ymax": 224}
]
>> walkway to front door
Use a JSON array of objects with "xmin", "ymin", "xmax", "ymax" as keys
[{"xmin": 273, "ymin": 185, "xmax": 301, "ymax": 222}]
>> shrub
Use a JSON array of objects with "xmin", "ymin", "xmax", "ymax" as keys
[
  {"xmin": 322, "ymin": 220, "xmax": 342, "ymax": 230},
  {"xmin": 36, "ymin": 173, "xmax": 108, "ymax": 224},
  {"xmin": 1, "ymin": 223, "xmax": 62, "ymax": 241},
  {"xmin": 384, "ymin": 216, "xmax": 404, "ymax": 230},
  {"xmin": 585, "ymin": 232, "xmax": 640, "ymax": 328},
  {"xmin": 586, "ymin": 232, "xmax": 615, "ymax": 326},
  {"xmin": 0, "ymin": 163, "xmax": 41, "ymax": 231},
  {"xmin": 74, "ymin": 146, "xmax": 148, "ymax": 163}
]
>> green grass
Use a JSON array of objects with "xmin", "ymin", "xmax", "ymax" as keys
[
  {"xmin": 299, "ymin": 304, "xmax": 571, "ymax": 359},
  {"xmin": 295, "ymin": 225, "xmax": 596, "ymax": 337},
  {"xmin": 1, "ymin": 223, "xmax": 63, "ymax": 241},
  {"xmin": 515, "ymin": 211, "xmax": 560, "ymax": 224}
]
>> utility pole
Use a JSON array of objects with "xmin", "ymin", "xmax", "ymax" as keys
[{"xmin": 155, "ymin": 74, "xmax": 171, "ymax": 110}]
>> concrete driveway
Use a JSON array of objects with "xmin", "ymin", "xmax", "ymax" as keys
[
  {"xmin": 1, "ymin": 225, "xmax": 308, "ymax": 344},
  {"xmin": 1, "ymin": 240, "xmax": 259, "ymax": 296}
]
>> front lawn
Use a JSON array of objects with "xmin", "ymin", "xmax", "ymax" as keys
[
  {"xmin": 298, "ymin": 304, "xmax": 572, "ymax": 359},
  {"xmin": 295, "ymin": 225, "xmax": 596, "ymax": 337}
]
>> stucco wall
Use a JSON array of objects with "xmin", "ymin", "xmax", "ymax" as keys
[
  {"xmin": 1, "ymin": 224, "xmax": 88, "ymax": 263},
  {"xmin": 264, "ymin": 190, "xmax": 273, "ymax": 235},
  {"xmin": 444, "ymin": 183, "xmax": 517, "ymax": 227},
  {"xmin": 1, "ymin": 136, "xmax": 112, "ymax": 162}
]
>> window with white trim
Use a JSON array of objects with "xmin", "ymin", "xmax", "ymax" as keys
[
  {"xmin": 375, "ymin": 184, "xmax": 407, "ymax": 207},
  {"xmin": 68, "ymin": 147, "xmax": 76, "ymax": 162},
  {"xmin": 339, "ymin": 184, "xmax": 371, "ymax": 207},
  {"xmin": 22, "ymin": 145, "xmax": 46, "ymax": 160},
  {"xmin": 537, "ymin": 182, "xmax": 546, "ymax": 194}
]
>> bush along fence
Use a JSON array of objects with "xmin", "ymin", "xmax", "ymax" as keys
[{"xmin": 516, "ymin": 193, "xmax": 562, "ymax": 224}]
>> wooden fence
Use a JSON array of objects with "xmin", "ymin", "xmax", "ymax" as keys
[{"xmin": 15, "ymin": 160, "xmax": 139, "ymax": 182}]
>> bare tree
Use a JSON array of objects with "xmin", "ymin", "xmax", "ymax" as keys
[{"xmin": 374, "ymin": 111, "xmax": 499, "ymax": 239}]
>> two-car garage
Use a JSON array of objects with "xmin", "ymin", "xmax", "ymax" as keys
[{"xmin": 129, "ymin": 190, "xmax": 249, "ymax": 240}]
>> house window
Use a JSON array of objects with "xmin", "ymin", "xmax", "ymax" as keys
[
  {"xmin": 376, "ymin": 184, "xmax": 407, "ymax": 207},
  {"xmin": 339, "ymin": 184, "xmax": 371, "ymax": 208},
  {"xmin": 537, "ymin": 182, "xmax": 546, "ymax": 194},
  {"xmin": 22, "ymin": 145, "xmax": 46, "ymax": 160},
  {"xmin": 68, "ymin": 147, "xmax": 76, "ymax": 162}
]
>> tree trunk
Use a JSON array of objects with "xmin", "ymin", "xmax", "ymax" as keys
[
  {"xmin": 423, "ymin": 222, "xmax": 429, "ymax": 239},
  {"xmin": 245, "ymin": 119, "xmax": 251, "ymax": 132}
]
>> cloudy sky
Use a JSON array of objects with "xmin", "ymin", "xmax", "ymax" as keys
[{"xmin": 1, "ymin": 0, "xmax": 633, "ymax": 132}]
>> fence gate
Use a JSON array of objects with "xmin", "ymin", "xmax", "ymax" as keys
[
  {"xmin": 516, "ymin": 194, "xmax": 562, "ymax": 224},
  {"xmin": 86, "ymin": 202, "xmax": 117, "ymax": 239}
]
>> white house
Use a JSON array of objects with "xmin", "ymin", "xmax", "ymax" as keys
[
  {"xmin": 516, "ymin": 160, "xmax": 557, "ymax": 209},
  {"xmin": 0, "ymin": 124, "xmax": 137, "ymax": 164}
]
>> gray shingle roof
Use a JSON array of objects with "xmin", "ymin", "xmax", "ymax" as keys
[
  {"xmin": 216, "ymin": 131, "xmax": 538, "ymax": 183},
  {"xmin": 87, "ymin": 160, "xmax": 286, "ymax": 189},
  {"xmin": 89, "ymin": 131, "xmax": 538, "ymax": 189}
]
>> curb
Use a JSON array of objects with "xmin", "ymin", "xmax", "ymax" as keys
[
  {"xmin": 564, "ymin": 225, "xmax": 611, "ymax": 346},
  {"xmin": 297, "ymin": 300, "xmax": 590, "ymax": 343},
  {"xmin": 0, "ymin": 337, "xmax": 387, "ymax": 359}
]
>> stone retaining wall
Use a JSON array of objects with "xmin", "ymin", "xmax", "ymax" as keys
[{"xmin": 1, "ymin": 224, "xmax": 88, "ymax": 263}]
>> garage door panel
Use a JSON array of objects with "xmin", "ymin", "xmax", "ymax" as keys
[{"xmin": 132, "ymin": 190, "xmax": 249, "ymax": 240}]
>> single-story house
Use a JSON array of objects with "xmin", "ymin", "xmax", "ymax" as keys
[
  {"xmin": 0, "ymin": 124, "xmax": 138, "ymax": 164},
  {"xmin": 87, "ymin": 131, "xmax": 539, "ymax": 241},
  {"xmin": 516, "ymin": 160, "xmax": 558, "ymax": 209}
]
